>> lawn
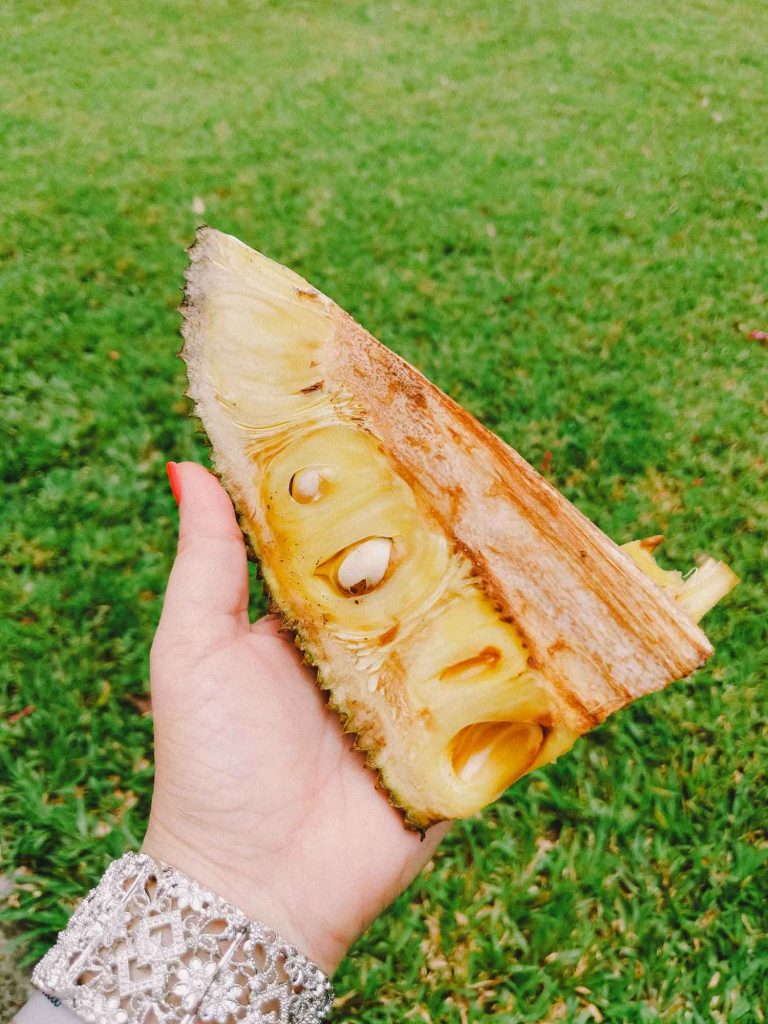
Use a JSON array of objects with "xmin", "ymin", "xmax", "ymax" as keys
[{"xmin": 1, "ymin": 0, "xmax": 766, "ymax": 1020}]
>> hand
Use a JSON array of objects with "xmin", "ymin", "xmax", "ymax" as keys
[{"xmin": 141, "ymin": 462, "xmax": 449, "ymax": 975}]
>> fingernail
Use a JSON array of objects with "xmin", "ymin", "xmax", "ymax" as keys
[{"xmin": 166, "ymin": 462, "xmax": 181, "ymax": 505}]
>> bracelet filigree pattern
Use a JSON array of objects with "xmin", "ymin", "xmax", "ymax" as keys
[{"xmin": 32, "ymin": 852, "xmax": 333, "ymax": 1024}]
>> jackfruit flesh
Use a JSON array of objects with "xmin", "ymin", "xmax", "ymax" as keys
[{"xmin": 181, "ymin": 227, "xmax": 738, "ymax": 828}]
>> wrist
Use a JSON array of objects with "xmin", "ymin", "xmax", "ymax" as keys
[
  {"xmin": 140, "ymin": 819, "xmax": 348, "ymax": 976},
  {"xmin": 32, "ymin": 851, "xmax": 334, "ymax": 1023}
]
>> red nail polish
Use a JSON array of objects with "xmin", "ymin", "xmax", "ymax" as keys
[{"xmin": 166, "ymin": 462, "xmax": 181, "ymax": 505}]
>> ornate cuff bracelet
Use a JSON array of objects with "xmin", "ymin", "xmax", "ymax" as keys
[{"xmin": 32, "ymin": 852, "xmax": 334, "ymax": 1024}]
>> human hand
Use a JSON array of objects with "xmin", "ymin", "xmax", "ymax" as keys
[{"xmin": 141, "ymin": 462, "xmax": 449, "ymax": 975}]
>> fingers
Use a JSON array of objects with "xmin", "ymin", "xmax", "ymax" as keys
[
  {"xmin": 420, "ymin": 819, "xmax": 452, "ymax": 857},
  {"xmin": 250, "ymin": 613, "xmax": 284, "ymax": 637},
  {"xmin": 156, "ymin": 462, "xmax": 250, "ymax": 645}
]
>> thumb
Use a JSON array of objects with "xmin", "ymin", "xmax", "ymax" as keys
[{"xmin": 156, "ymin": 461, "xmax": 250, "ymax": 645}]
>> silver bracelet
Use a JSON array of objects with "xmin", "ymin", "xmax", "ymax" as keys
[{"xmin": 31, "ymin": 852, "xmax": 334, "ymax": 1024}]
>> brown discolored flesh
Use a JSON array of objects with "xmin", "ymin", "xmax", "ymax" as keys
[{"xmin": 180, "ymin": 227, "xmax": 734, "ymax": 828}]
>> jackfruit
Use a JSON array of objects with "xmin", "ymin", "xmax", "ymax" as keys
[{"xmin": 180, "ymin": 227, "xmax": 737, "ymax": 829}]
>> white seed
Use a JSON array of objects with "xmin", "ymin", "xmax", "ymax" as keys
[
  {"xmin": 290, "ymin": 467, "xmax": 324, "ymax": 503},
  {"xmin": 337, "ymin": 538, "xmax": 393, "ymax": 595}
]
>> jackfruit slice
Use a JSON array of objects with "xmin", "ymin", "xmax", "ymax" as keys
[{"xmin": 180, "ymin": 227, "xmax": 738, "ymax": 829}]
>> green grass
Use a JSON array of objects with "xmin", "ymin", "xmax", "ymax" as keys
[{"xmin": 1, "ymin": 0, "xmax": 766, "ymax": 1019}]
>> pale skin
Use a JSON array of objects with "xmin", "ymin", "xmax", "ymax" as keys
[{"xmin": 142, "ymin": 461, "xmax": 449, "ymax": 976}]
